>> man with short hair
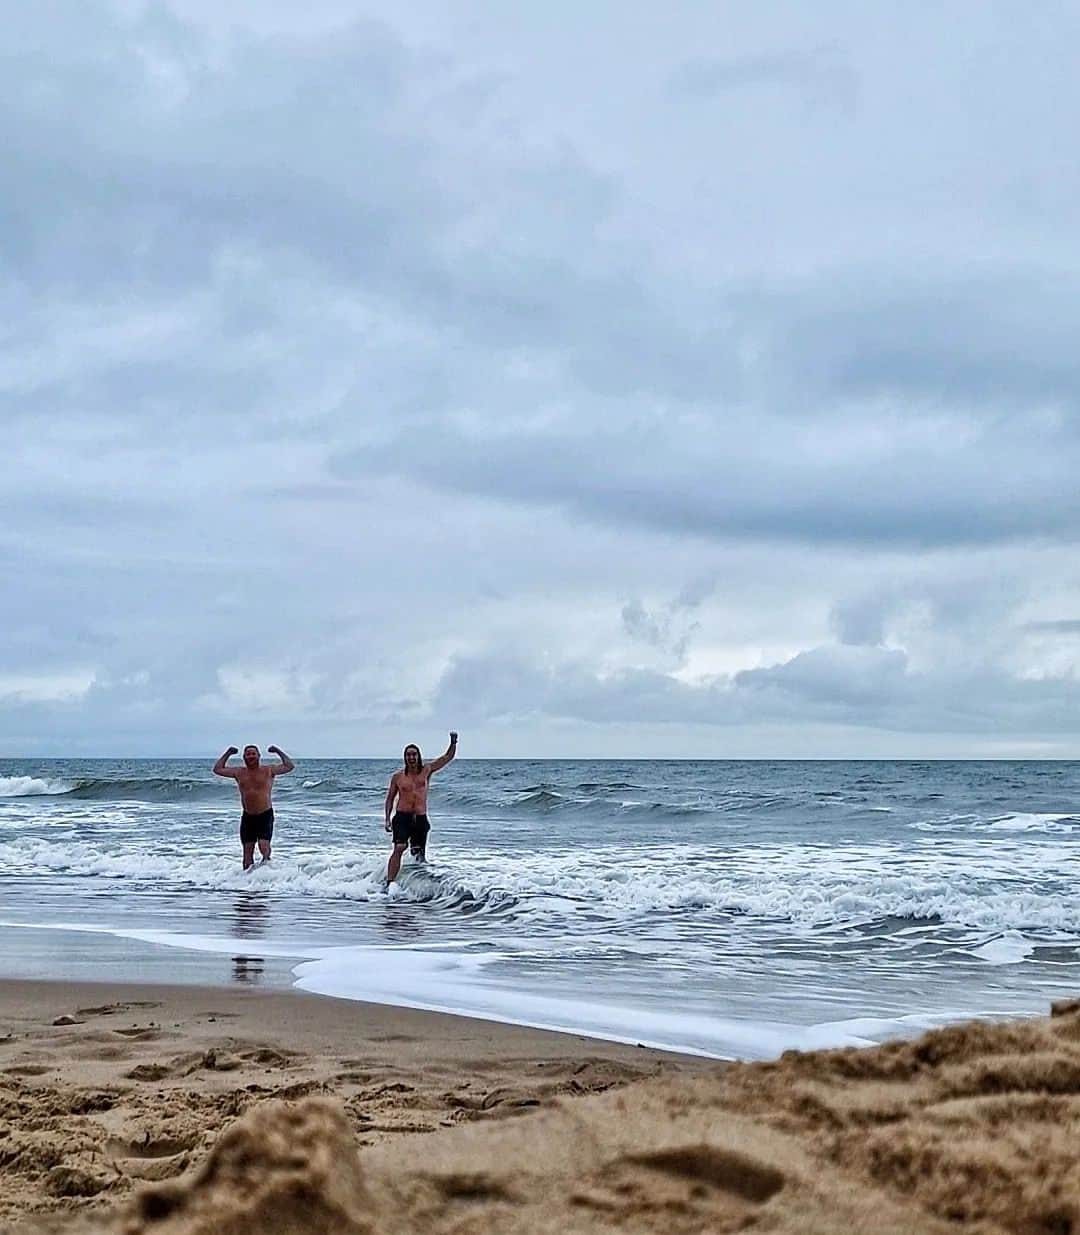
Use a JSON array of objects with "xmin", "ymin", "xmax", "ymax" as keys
[
  {"xmin": 213, "ymin": 743, "xmax": 295, "ymax": 869},
  {"xmin": 384, "ymin": 731, "xmax": 458, "ymax": 884}
]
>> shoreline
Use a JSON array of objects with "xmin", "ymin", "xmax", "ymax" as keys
[
  {"xmin": 0, "ymin": 976, "xmax": 703, "ymax": 1067},
  {"xmin": 0, "ymin": 925, "xmax": 742, "ymax": 1060},
  {"xmin": 2, "ymin": 923, "xmax": 878, "ymax": 1061}
]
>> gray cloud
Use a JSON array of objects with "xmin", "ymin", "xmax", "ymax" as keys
[
  {"xmin": 668, "ymin": 45, "xmax": 858, "ymax": 113},
  {"xmin": 335, "ymin": 406, "xmax": 1080, "ymax": 549},
  {"xmin": 1024, "ymin": 620, "xmax": 1080, "ymax": 634},
  {"xmin": 744, "ymin": 271, "xmax": 1080, "ymax": 412},
  {"xmin": 430, "ymin": 641, "xmax": 1080, "ymax": 742}
]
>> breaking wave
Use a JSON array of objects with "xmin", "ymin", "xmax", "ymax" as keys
[
  {"xmin": 1, "ymin": 836, "xmax": 1077, "ymax": 935},
  {"xmin": 0, "ymin": 776, "xmax": 75, "ymax": 798}
]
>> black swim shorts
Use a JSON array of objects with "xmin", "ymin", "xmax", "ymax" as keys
[
  {"xmin": 392, "ymin": 811, "xmax": 430, "ymax": 852},
  {"xmin": 240, "ymin": 808, "xmax": 274, "ymax": 844}
]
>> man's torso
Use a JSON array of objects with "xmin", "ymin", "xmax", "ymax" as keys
[
  {"xmin": 235, "ymin": 767, "xmax": 275, "ymax": 813},
  {"xmin": 394, "ymin": 771, "xmax": 429, "ymax": 814}
]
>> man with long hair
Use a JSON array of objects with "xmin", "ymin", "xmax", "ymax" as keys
[
  {"xmin": 213, "ymin": 743, "xmax": 295, "ymax": 869},
  {"xmin": 384, "ymin": 731, "xmax": 458, "ymax": 883}
]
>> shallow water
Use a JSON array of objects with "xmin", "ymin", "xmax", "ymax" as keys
[{"xmin": 2, "ymin": 758, "xmax": 1079, "ymax": 1058}]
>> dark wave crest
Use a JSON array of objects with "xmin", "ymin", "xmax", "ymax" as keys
[
  {"xmin": 64, "ymin": 778, "xmax": 229, "ymax": 803},
  {"xmin": 512, "ymin": 788, "xmax": 567, "ymax": 809}
]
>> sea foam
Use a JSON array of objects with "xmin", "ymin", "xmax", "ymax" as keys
[{"xmin": 0, "ymin": 775, "xmax": 73, "ymax": 797}]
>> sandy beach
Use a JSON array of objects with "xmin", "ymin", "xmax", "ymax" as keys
[
  {"xmin": 1, "ymin": 981, "xmax": 1078, "ymax": 1233},
  {"xmin": 0, "ymin": 979, "xmax": 698, "ymax": 1233}
]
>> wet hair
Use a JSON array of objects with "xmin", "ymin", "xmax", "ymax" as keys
[
  {"xmin": 243, "ymin": 745, "xmax": 259, "ymax": 756},
  {"xmin": 403, "ymin": 744, "xmax": 423, "ymax": 771}
]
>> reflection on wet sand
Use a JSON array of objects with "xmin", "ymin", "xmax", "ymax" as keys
[
  {"xmin": 232, "ymin": 955, "xmax": 265, "ymax": 984},
  {"xmin": 230, "ymin": 894, "xmax": 269, "ymax": 983}
]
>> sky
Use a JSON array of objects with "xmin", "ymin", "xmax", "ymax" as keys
[{"xmin": 4, "ymin": 1, "xmax": 1080, "ymax": 758}]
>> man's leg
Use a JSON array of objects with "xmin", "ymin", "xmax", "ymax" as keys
[
  {"xmin": 410, "ymin": 816, "xmax": 430, "ymax": 862},
  {"xmin": 242, "ymin": 842, "xmax": 256, "ymax": 870},
  {"xmin": 257, "ymin": 838, "xmax": 271, "ymax": 863},
  {"xmin": 387, "ymin": 843, "xmax": 408, "ymax": 883}
]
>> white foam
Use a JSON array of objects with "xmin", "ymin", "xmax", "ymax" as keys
[
  {"xmin": 970, "ymin": 932, "xmax": 1036, "ymax": 965},
  {"xmin": 2, "ymin": 835, "xmax": 1079, "ymax": 934},
  {"xmin": 915, "ymin": 813, "xmax": 1078, "ymax": 834},
  {"xmin": 290, "ymin": 946, "xmax": 901, "ymax": 1060},
  {"xmin": 0, "ymin": 775, "xmax": 73, "ymax": 797},
  {"xmin": 986, "ymin": 813, "xmax": 1078, "ymax": 833},
  {"xmin": 0, "ymin": 838, "xmax": 412, "ymax": 900},
  {"xmin": 446, "ymin": 846, "xmax": 1080, "ymax": 934}
]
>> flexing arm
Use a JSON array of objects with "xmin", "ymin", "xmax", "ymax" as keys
[
  {"xmin": 384, "ymin": 774, "xmax": 399, "ymax": 832},
  {"xmin": 425, "ymin": 731, "xmax": 459, "ymax": 777},
  {"xmin": 213, "ymin": 746, "xmax": 240, "ymax": 778},
  {"xmin": 268, "ymin": 745, "xmax": 295, "ymax": 775}
]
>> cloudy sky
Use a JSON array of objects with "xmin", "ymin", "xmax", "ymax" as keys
[{"xmin": 4, "ymin": 1, "xmax": 1080, "ymax": 758}]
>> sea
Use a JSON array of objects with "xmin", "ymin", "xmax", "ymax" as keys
[{"xmin": 1, "ymin": 758, "xmax": 1079, "ymax": 1060}]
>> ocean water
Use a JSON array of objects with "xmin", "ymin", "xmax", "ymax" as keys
[{"xmin": 1, "ymin": 758, "xmax": 1079, "ymax": 1059}]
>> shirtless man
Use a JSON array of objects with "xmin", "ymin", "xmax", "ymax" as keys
[
  {"xmin": 213, "ymin": 743, "xmax": 295, "ymax": 869},
  {"xmin": 384, "ymin": 732, "xmax": 458, "ymax": 883}
]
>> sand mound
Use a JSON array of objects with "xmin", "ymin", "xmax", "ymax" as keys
[
  {"xmin": 70, "ymin": 1001, "xmax": 1080, "ymax": 1234},
  {"xmin": 698, "ymin": 1001, "xmax": 1080, "ymax": 1233},
  {"xmin": 121, "ymin": 1100, "xmax": 371, "ymax": 1235}
]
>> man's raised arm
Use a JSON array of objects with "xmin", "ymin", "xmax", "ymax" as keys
[
  {"xmin": 213, "ymin": 746, "xmax": 240, "ymax": 778},
  {"xmin": 268, "ymin": 745, "xmax": 295, "ymax": 775},
  {"xmin": 425, "ymin": 731, "xmax": 459, "ymax": 776}
]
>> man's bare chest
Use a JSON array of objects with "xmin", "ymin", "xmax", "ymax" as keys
[{"xmin": 237, "ymin": 769, "xmax": 272, "ymax": 793}]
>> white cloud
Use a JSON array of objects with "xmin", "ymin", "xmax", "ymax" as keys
[
  {"xmin": 210, "ymin": 667, "xmax": 319, "ymax": 714},
  {"xmin": 0, "ymin": 671, "xmax": 96, "ymax": 705}
]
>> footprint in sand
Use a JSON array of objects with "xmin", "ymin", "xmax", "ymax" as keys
[
  {"xmin": 572, "ymin": 1144, "xmax": 786, "ymax": 1221},
  {"xmin": 238, "ymin": 1047, "xmax": 299, "ymax": 1067},
  {"xmin": 626, "ymin": 1145, "xmax": 785, "ymax": 1203},
  {"xmin": 125, "ymin": 1063, "xmax": 174, "ymax": 1082},
  {"xmin": 454, "ymin": 1087, "xmax": 543, "ymax": 1115},
  {"xmin": 60, "ymin": 1091, "xmax": 118, "ymax": 1115},
  {"xmin": 435, "ymin": 1173, "xmax": 517, "ymax": 1203},
  {"xmin": 76, "ymin": 1001, "xmax": 162, "ymax": 1018},
  {"xmin": 107, "ymin": 1133, "xmax": 200, "ymax": 1160},
  {"xmin": 106, "ymin": 1133, "xmax": 200, "ymax": 1182},
  {"xmin": 166, "ymin": 1048, "xmax": 243, "ymax": 1075},
  {"xmin": 277, "ymin": 1080, "xmax": 329, "ymax": 1100}
]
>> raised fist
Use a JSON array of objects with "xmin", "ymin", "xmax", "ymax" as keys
[
  {"xmin": 450, "ymin": 731, "xmax": 458, "ymax": 743},
  {"xmin": 226, "ymin": 746, "xmax": 239, "ymax": 756}
]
